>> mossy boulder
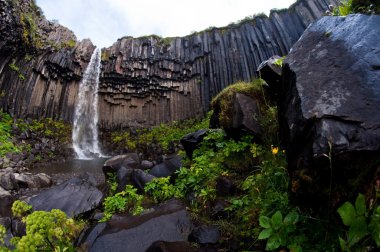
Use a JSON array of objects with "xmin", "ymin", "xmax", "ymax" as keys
[{"xmin": 210, "ymin": 80, "xmax": 271, "ymax": 139}]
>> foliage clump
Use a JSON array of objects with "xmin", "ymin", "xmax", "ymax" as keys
[
  {"xmin": 110, "ymin": 114, "xmax": 210, "ymax": 155},
  {"xmin": 331, "ymin": 0, "xmax": 380, "ymax": 15},
  {"xmin": 0, "ymin": 200, "xmax": 84, "ymax": 252}
]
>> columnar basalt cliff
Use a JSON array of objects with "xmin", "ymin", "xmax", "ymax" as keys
[
  {"xmin": 0, "ymin": 0, "xmax": 339, "ymax": 129},
  {"xmin": 99, "ymin": 0, "xmax": 339, "ymax": 128},
  {"xmin": 0, "ymin": 0, "xmax": 95, "ymax": 121}
]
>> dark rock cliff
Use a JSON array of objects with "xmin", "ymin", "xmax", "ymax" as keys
[
  {"xmin": 0, "ymin": 0, "xmax": 95, "ymax": 121},
  {"xmin": 0, "ymin": 0, "xmax": 339, "ymax": 129}
]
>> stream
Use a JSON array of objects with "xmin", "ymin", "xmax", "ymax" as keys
[{"xmin": 31, "ymin": 158, "xmax": 107, "ymax": 185}]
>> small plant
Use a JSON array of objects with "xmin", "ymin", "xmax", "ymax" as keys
[
  {"xmin": 8, "ymin": 62, "xmax": 19, "ymax": 72},
  {"xmin": 145, "ymin": 177, "xmax": 181, "ymax": 203},
  {"xmin": 273, "ymin": 56, "xmax": 285, "ymax": 67},
  {"xmin": 0, "ymin": 201, "xmax": 84, "ymax": 252},
  {"xmin": 258, "ymin": 210, "xmax": 301, "ymax": 251},
  {"xmin": 101, "ymin": 185, "xmax": 144, "ymax": 222},
  {"xmin": 337, "ymin": 193, "xmax": 380, "ymax": 250},
  {"xmin": 12, "ymin": 200, "xmax": 32, "ymax": 218}
]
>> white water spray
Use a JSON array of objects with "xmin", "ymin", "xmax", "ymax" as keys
[{"xmin": 72, "ymin": 48, "xmax": 103, "ymax": 159}]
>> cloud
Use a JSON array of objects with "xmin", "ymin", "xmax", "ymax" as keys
[{"xmin": 36, "ymin": 0, "xmax": 296, "ymax": 48}]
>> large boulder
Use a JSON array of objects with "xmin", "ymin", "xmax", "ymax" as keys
[
  {"xmin": 79, "ymin": 199, "xmax": 193, "ymax": 252},
  {"xmin": 29, "ymin": 173, "xmax": 104, "ymax": 217},
  {"xmin": 210, "ymin": 83, "xmax": 263, "ymax": 138},
  {"xmin": 278, "ymin": 14, "xmax": 380, "ymax": 206}
]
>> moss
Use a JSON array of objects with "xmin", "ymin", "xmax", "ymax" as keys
[
  {"xmin": 63, "ymin": 39, "xmax": 76, "ymax": 48},
  {"xmin": 101, "ymin": 50, "xmax": 110, "ymax": 61},
  {"xmin": 211, "ymin": 79, "xmax": 265, "ymax": 129}
]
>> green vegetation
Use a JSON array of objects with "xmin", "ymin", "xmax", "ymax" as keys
[
  {"xmin": 0, "ymin": 200, "xmax": 84, "ymax": 252},
  {"xmin": 332, "ymin": 0, "xmax": 380, "ymax": 15},
  {"xmin": 337, "ymin": 194, "xmax": 380, "ymax": 250},
  {"xmin": 102, "ymin": 78, "xmax": 379, "ymax": 251},
  {"xmin": 0, "ymin": 109, "xmax": 71, "ymax": 159},
  {"xmin": 111, "ymin": 114, "xmax": 210, "ymax": 153},
  {"xmin": 63, "ymin": 39, "xmax": 76, "ymax": 48},
  {"xmin": 100, "ymin": 185, "xmax": 145, "ymax": 222},
  {"xmin": 0, "ymin": 109, "xmax": 21, "ymax": 157},
  {"xmin": 273, "ymin": 56, "xmax": 285, "ymax": 67},
  {"xmin": 8, "ymin": 62, "xmax": 26, "ymax": 81}
]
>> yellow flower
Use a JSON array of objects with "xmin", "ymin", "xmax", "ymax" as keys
[{"xmin": 271, "ymin": 146, "xmax": 279, "ymax": 155}]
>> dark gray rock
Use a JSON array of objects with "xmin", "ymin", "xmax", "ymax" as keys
[
  {"xmin": 14, "ymin": 173, "xmax": 52, "ymax": 189},
  {"xmin": 0, "ymin": 186, "xmax": 14, "ymax": 217},
  {"xmin": 231, "ymin": 93, "xmax": 262, "ymax": 137},
  {"xmin": 216, "ymin": 176, "xmax": 236, "ymax": 196},
  {"xmin": 140, "ymin": 160, "xmax": 154, "ymax": 170},
  {"xmin": 146, "ymin": 241, "xmax": 196, "ymax": 252},
  {"xmin": 103, "ymin": 153, "xmax": 140, "ymax": 175},
  {"xmin": 278, "ymin": 14, "xmax": 380, "ymax": 205},
  {"xmin": 189, "ymin": 225, "xmax": 220, "ymax": 244},
  {"xmin": 29, "ymin": 173, "xmax": 104, "ymax": 217},
  {"xmin": 80, "ymin": 199, "xmax": 193, "ymax": 252},
  {"xmin": 131, "ymin": 169, "xmax": 155, "ymax": 191},
  {"xmin": 0, "ymin": 172, "xmax": 18, "ymax": 191},
  {"xmin": 257, "ymin": 55, "xmax": 283, "ymax": 100},
  {"xmin": 180, "ymin": 129, "xmax": 208, "ymax": 159},
  {"xmin": 149, "ymin": 154, "xmax": 182, "ymax": 178}
]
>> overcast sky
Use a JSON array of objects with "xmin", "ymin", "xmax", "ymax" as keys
[{"xmin": 36, "ymin": 0, "xmax": 296, "ymax": 48}]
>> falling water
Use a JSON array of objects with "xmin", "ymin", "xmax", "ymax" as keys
[{"xmin": 72, "ymin": 48, "xmax": 103, "ymax": 159}]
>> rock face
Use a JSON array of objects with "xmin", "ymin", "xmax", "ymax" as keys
[
  {"xmin": 29, "ymin": 173, "xmax": 104, "ymax": 217},
  {"xmin": 0, "ymin": 0, "xmax": 338, "ymax": 129},
  {"xmin": 0, "ymin": 0, "xmax": 94, "ymax": 122},
  {"xmin": 80, "ymin": 199, "xmax": 193, "ymax": 252},
  {"xmin": 278, "ymin": 14, "xmax": 380, "ymax": 205}
]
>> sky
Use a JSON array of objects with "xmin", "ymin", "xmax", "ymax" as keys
[{"xmin": 36, "ymin": 0, "xmax": 296, "ymax": 48}]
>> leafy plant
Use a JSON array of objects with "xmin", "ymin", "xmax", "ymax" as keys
[
  {"xmin": 258, "ymin": 210, "xmax": 301, "ymax": 251},
  {"xmin": 144, "ymin": 177, "xmax": 181, "ymax": 203},
  {"xmin": 337, "ymin": 193, "xmax": 380, "ymax": 250},
  {"xmin": 273, "ymin": 56, "xmax": 285, "ymax": 67},
  {"xmin": 0, "ymin": 201, "xmax": 84, "ymax": 252},
  {"xmin": 101, "ymin": 185, "xmax": 144, "ymax": 222},
  {"xmin": 11, "ymin": 200, "xmax": 32, "ymax": 218},
  {"xmin": 8, "ymin": 62, "xmax": 19, "ymax": 72}
]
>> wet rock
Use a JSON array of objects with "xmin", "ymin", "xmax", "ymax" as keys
[
  {"xmin": 14, "ymin": 173, "xmax": 52, "ymax": 189},
  {"xmin": 29, "ymin": 173, "xmax": 104, "ymax": 217},
  {"xmin": 146, "ymin": 241, "xmax": 196, "ymax": 252},
  {"xmin": 256, "ymin": 55, "xmax": 283, "ymax": 101},
  {"xmin": 180, "ymin": 129, "xmax": 208, "ymax": 159},
  {"xmin": 0, "ymin": 186, "xmax": 14, "ymax": 217},
  {"xmin": 278, "ymin": 14, "xmax": 380, "ymax": 206},
  {"xmin": 80, "ymin": 199, "xmax": 193, "ymax": 252},
  {"xmin": 189, "ymin": 225, "xmax": 220, "ymax": 244},
  {"xmin": 149, "ymin": 154, "xmax": 182, "ymax": 178},
  {"xmin": 103, "ymin": 153, "xmax": 140, "ymax": 175}
]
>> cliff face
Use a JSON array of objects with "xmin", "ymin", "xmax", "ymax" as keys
[
  {"xmin": 0, "ymin": 0, "xmax": 338, "ymax": 129},
  {"xmin": 0, "ymin": 0, "xmax": 95, "ymax": 121},
  {"xmin": 99, "ymin": 0, "xmax": 339, "ymax": 128}
]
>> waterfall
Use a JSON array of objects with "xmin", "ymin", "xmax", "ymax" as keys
[{"xmin": 72, "ymin": 48, "xmax": 103, "ymax": 159}]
